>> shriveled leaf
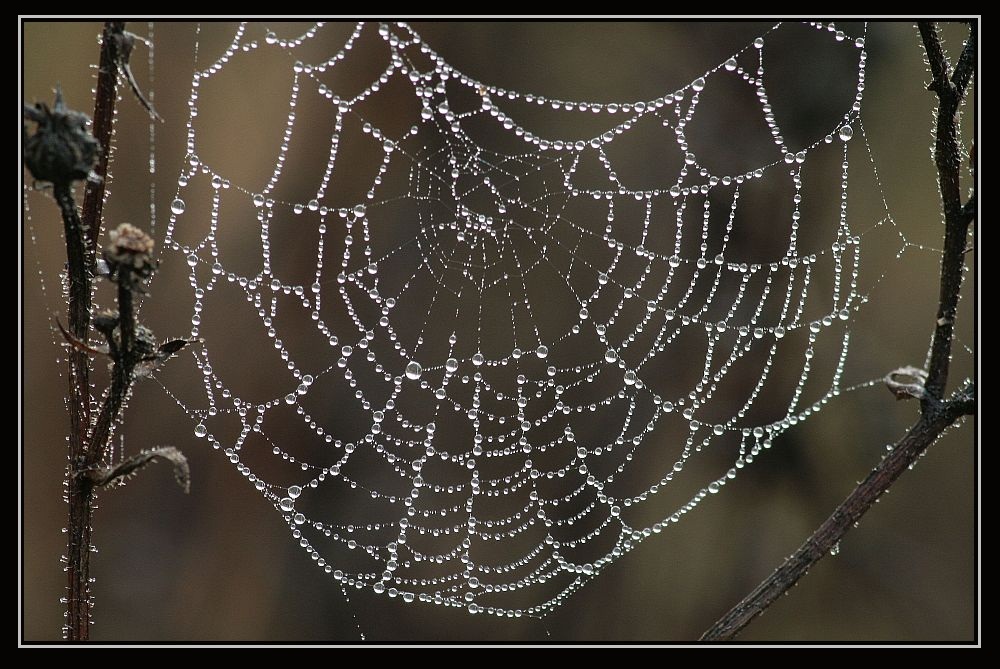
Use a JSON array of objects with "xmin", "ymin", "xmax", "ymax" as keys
[{"xmin": 86, "ymin": 446, "xmax": 190, "ymax": 493}]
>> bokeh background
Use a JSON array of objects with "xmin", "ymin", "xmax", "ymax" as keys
[{"xmin": 22, "ymin": 21, "xmax": 976, "ymax": 642}]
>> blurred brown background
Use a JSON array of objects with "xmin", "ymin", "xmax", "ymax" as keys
[{"xmin": 22, "ymin": 21, "xmax": 975, "ymax": 642}]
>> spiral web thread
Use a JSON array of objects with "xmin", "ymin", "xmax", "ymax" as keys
[{"xmin": 162, "ymin": 21, "xmax": 895, "ymax": 619}]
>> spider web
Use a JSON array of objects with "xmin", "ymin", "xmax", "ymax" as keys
[{"xmin": 159, "ymin": 21, "xmax": 894, "ymax": 620}]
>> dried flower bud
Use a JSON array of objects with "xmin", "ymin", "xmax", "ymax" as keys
[
  {"xmin": 22, "ymin": 87, "xmax": 99, "ymax": 186},
  {"xmin": 134, "ymin": 324, "xmax": 157, "ymax": 358},
  {"xmin": 104, "ymin": 223, "xmax": 157, "ymax": 283},
  {"xmin": 92, "ymin": 309, "xmax": 162, "ymax": 363},
  {"xmin": 93, "ymin": 310, "xmax": 120, "ymax": 339}
]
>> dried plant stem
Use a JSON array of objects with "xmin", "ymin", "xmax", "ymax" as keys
[
  {"xmin": 80, "ymin": 21, "xmax": 123, "ymax": 268},
  {"xmin": 56, "ymin": 182, "xmax": 95, "ymax": 642},
  {"xmin": 62, "ymin": 21, "xmax": 122, "ymax": 642}
]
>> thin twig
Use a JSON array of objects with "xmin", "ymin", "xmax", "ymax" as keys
[
  {"xmin": 700, "ymin": 387, "xmax": 972, "ymax": 641},
  {"xmin": 80, "ymin": 21, "xmax": 123, "ymax": 268},
  {"xmin": 701, "ymin": 21, "xmax": 976, "ymax": 641},
  {"xmin": 87, "ymin": 279, "xmax": 136, "ymax": 463},
  {"xmin": 951, "ymin": 26, "xmax": 976, "ymax": 97},
  {"xmin": 920, "ymin": 23, "xmax": 976, "ymax": 404}
]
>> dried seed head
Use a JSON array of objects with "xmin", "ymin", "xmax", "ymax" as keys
[
  {"xmin": 22, "ymin": 87, "xmax": 99, "ymax": 187},
  {"xmin": 105, "ymin": 223, "xmax": 157, "ymax": 282}
]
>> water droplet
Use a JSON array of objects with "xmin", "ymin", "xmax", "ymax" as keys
[
  {"xmin": 623, "ymin": 371, "xmax": 637, "ymax": 386},
  {"xmin": 170, "ymin": 198, "xmax": 186, "ymax": 215},
  {"xmin": 288, "ymin": 485, "xmax": 302, "ymax": 499},
  {"xmin": 753, "ymin": 37, "xmax": 765, "ymax": 49},
  {"xmin": 578, "ymin": 307, "xmax": 589, "ymax": 320},
  {"xmin": 265, "ymin": 31, "xmax": 277, "ymax": 45},
  {"xmin": 692, "ymin": 77, "xmax": 706, "ymax": 92},
  {"xmin": 472, "ymin": 352, "xmax": 485, "ymax": 366},
  {"xmin": 405, "ymin": 361, "xmax": 422, "ymax": 380},
  {"xmin": 839, "ymin": 124, "xmax": 854, "ymax": 142},
  {"xmin": 536, "ymin": 345, "xmax": 548, "ymax": 359},
  {"xmin": 186, "ymin": 253, "xmax": 198, "ymax": 267},
  {"xmin": 604, "ymin": 350, "xmax": 617, "ymax": 363},
  {"xmin": 829, "ymin": 541, "xmax": 841, "ymax": 556},
  {"xmin": 445, "ymin": 358, "xmax": 459, "ymax": 373},
  {"xmin": 279, "ymin": 497, "xmax": 294, "ymax": 512},
  {"xmin": 725, "ymin": 57, "xmax": 738, "ymax": 71},
  {"xmin": 354, "ymin": 204, "xmax": 366, "ymax": 217},
  {"xmin": 194, "ymin": 424, "xmax": 207, "ymax": 438},
  {"xmin": 253, "ymin": 193, "xmax": 265, "ymax": 207}
]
